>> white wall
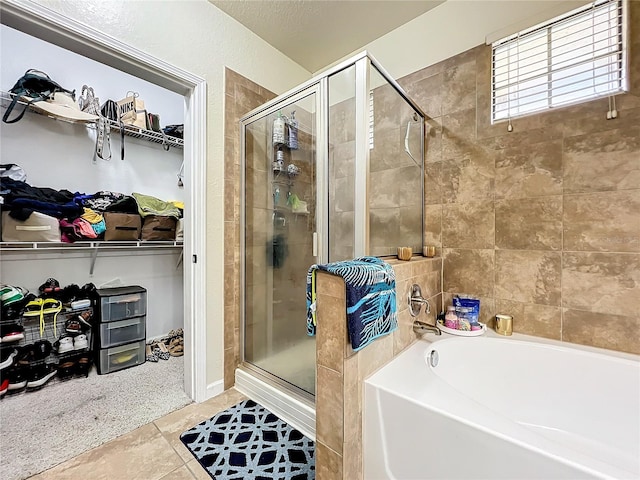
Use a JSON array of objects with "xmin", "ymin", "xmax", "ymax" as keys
[
  {"xmin": 0, "ymin": 24, "xmax": 185, "ymax": 339},
  {"xmin": 1, "ymin": 25, "xmax": 184, "ymax": 126},
  {"xmin": 324, "ymin": 0, "xmax": 591, "ymax": 80},
  {"xmin": 19, "ymin": 0, "xmax": 312, "ymax": 387}
]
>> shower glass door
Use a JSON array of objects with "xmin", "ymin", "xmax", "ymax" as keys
[{"xmin": 243, "ymin": 88, "xmax": 318, "ymax": 396}]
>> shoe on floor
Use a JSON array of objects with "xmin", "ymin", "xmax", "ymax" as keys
[
  {"xmin": 75, "ymin": 355, "xmax": 92, "ymax": 376},
  {"xmin": 57, "ymin": 360, "xmax": 76, "ymax": 380},
  {"xmin": 0, "ymin": 377, "xmax": 8, "ymax": 397},
  {"xmin": 0, "ymin": 323, "xmax": 25, "ymax": 343},
  {"xmin": 7, "ymin": 366, "xmax": 28, "ymax": 391},
  {"xmin": 0, "ymin": 348, "xmax": 18, "ymax": 370},
  {"xmin": 146, "ymin": 344, "xmax": 159, "ymax": 362},
  {"xmin": 74, "ymin": 334, "xmax": 88, "ymax": 351},
  {"xmin": 168, "ymin": 336, "xmax": 184, "ymax": 357},
  {"xmin": 27, "ymin": 364, "xmax": 57, "ymax": 389}
]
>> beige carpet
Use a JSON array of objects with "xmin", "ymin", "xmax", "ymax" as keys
[{"xmin": 0, "ymin": 356, "xmax": 191, "ymax": 480}]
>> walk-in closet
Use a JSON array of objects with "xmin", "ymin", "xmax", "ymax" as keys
[{"xmin": 0, "ymin": 24, "xmax": 193, "ymax": 478}]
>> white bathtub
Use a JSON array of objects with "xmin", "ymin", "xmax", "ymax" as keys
[{"xmin": 364, "ymin": 332, "xmax": 640, "ymax": 479}]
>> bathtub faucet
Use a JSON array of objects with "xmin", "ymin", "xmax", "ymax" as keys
[{"xmin": 413, "ymin": 319, "xmax": 441, "ymax": 335}]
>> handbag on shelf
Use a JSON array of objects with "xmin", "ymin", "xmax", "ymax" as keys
[
  {"xmin": 2, "ymin": 69, "xmax": 76, "ymax": 124},
  {"xmin": 117, "ymin": 91, "xmax": 147, "ymax": 129},
  {"xmin": 78, "ymin": 85, "xmax": 101, "ymax": 116}
]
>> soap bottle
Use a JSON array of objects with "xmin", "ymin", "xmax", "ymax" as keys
[
  {"xmin": 444, "ymin": 306, "xmax": 458, "ymax": 329},
  {"xmin": 272, "ymin": 111, "xmax": 286, "ymax": 146}
]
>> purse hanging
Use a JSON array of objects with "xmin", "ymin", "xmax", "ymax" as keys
[
  {"xmin": 101, "ymin": 100, "xmax": 125, "ymax": 161},
  {"xmin": 79, "ymin": 86, "xmax": 111, "ymax": 161}
]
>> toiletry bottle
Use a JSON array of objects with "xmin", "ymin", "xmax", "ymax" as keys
[
  {"xmin": 276, "ymin": 146, "xmax": 285, "ymax": 167},
  {"xmin": 287, "ymin": 110, "xmax": 299, "ymax": 150},
  {"xmin": 444, "ymin": 306, "xmax": 458, "ymax": 329},
  {"xmin": 273, "ymin": 111, "xmax": 286, "ymax": 146}
]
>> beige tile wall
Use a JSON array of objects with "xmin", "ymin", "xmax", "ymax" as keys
[
  {"xmin": 315, "ymin": 257, "xmax": 442, "ymax": 480},
  {"xmin": 398, "ymin": 3, "xmax": 640, "ymax": 354}
]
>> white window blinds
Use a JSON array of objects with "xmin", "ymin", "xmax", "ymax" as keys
[{"xmin": 492, "ymin": 0, "xmax": 625, "ymax": 122}]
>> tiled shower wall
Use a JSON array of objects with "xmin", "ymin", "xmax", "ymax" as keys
[
  {"xmin": 397, "ymin": 4, "xmax": 640, "ymax": 354},
  {"xmin": 224, "ymin": 69, "xmax": 276, "ymax": 388}
]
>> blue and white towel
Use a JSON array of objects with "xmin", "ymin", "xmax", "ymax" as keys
[{"xmin": 306, "ymin": 256, "xmax": 397, "ymax": 352}]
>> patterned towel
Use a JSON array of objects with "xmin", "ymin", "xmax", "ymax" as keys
[{"xmin": 306, "ymin": 256, "xmax": 397, "ymax": 351}]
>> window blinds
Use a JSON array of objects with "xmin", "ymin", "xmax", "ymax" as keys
[{"xmin": 492, "ymin": 0, "xmax": 625, "ymax": 122}]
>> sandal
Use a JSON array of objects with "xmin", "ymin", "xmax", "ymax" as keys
[
  {"xmin": 153, "ymin": 342, "xmax": 170, "ymax": 360},
  {"xmin": 168, "ymin": 337, "xmax": 184, "ymax": 357},
  {"xmin": 22, "ymin": 298, "xmax": 44, "ymax": 317},
  {"xmin": 42, "ymin": 298, "xmax": 62, "ymax": 336},
  {"xmin": 146, "ymin": 344, "xmax": 158, "ymax": 362},
  {"xmin": 22, "ymin": 298, "xmax": 45, "ymax": 336}
]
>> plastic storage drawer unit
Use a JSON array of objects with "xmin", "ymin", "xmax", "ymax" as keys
[
  {"xmin": 98, "ymin": 316, "xmax": 146, "ymax": 348},
  {"xmin": 98, "ymin": 286, "xmax": 147, "ymax": 322},
  {"xmin": 97, "ymin": 340, "xmax": 146, "ymax": 374}
]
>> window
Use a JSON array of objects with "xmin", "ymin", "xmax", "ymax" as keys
[{"xmin": 492, "ymin": 0, "xmax": 625, "ymax": 122}]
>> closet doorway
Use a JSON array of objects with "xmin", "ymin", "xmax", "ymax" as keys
[{"xmin": 0, "ymin": 0, "xmax": 207, "ymax": 402}]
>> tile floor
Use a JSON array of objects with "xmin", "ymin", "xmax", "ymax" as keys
[{"xmin": 30, "ymin": 388, "xmax": 248, "ymax": 480}]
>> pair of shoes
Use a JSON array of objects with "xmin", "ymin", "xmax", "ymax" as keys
[
  {"xmin": 27, "ymin": 363, "xmax": 57, "ymax": 389},
  {"xmin": 54, "ymin": 334, "xmax": 88, "ymax": 354},
  {"xmin": 0, "ymin": 323, "xmax": 25, "ymax": 343},
  {"xmin": 23, "ymin": 298, "xmax": 62, "ymax": 336},
  {"xmin": 168, "ymin": 336, "xmax": 184, "ymax": 357},
  {"xmin": 39, "ymin": 278, "xmax": 61, "ymax": 295}
]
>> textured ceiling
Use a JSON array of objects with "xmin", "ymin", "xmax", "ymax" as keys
[{"xmin": 209, "ymin": 0, "xmax": 445, "ymax": 72}]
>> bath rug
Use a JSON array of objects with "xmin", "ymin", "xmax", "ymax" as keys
[
  {"xmin": 180, "ymin": 399, "xmax": 315, "ymax": 480},
  {"xmin": 306, "ymin": 256, "xmax": 397, "ymax": 351}
]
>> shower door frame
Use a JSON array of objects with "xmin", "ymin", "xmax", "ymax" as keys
[
  {"xmin": 240, "ymin": 82, "xmax": 326, "ymax": 403},
  {"xmin": 239, "ymin": 51, "xmax": 426, "ymax": 405}
]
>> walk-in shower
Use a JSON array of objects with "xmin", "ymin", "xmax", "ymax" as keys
[{"xmin": 239, "ymin": 52, "xmax": 424, "ymax": 411}]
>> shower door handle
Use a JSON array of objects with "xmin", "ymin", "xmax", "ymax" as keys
[{"xmin": 312, "ymin": 232, "xmax": 318, "ymax": 257}]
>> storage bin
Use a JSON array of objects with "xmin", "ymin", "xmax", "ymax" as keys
[
  {"xmin": 98, "ymin": 287, "xmax": 147, "ymax": 322},
  {"xmin": 2, "ymin": 211, "xmax": 61, "ymax": 242},
  {"xmin": 98, "ymin": 315, "xmax": 146, "ymax": 348},
  {"xmin": 141, "ymin": 215, "xmax": 177, "ymax": 241},
  {"xmin": 97, "ymin": 339, "xmax": 145, "ymax": 374},
  {"xmin": 103, "ymin": 212, "xmax": 141, "ymax": 241}
]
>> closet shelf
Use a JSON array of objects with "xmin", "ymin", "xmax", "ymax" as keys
[
  {"xmin": 0, "ymin": 240, "xmax": 183, "ymax": 251},
  {"xmin": 0, "ymin": 241, "xmax": 184, "ymax": 274},
  {"xmin": 0, "ymin": 91, "xmax": 184, "ymax": 150}
]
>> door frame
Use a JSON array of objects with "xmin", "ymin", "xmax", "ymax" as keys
[{"xmin": 1, "ymin": 0, "xmax": 208, "ymax": 401}]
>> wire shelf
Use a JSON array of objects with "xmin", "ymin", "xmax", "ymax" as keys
[{"xmin": 0, "ymin": 91, "xmax": 183, "ymax": 150}]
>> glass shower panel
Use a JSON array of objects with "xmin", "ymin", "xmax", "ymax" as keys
[
  {"xmin": 244, "ymin": 92, "xmax": 317, "ymax": 395},
  {"xmin": 328, "ymin": 65, "xmax": 357, "ymax": 262},
  {"xmin": 368, "ymin": 66, "xmax": 423, "ymax": 256}
]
